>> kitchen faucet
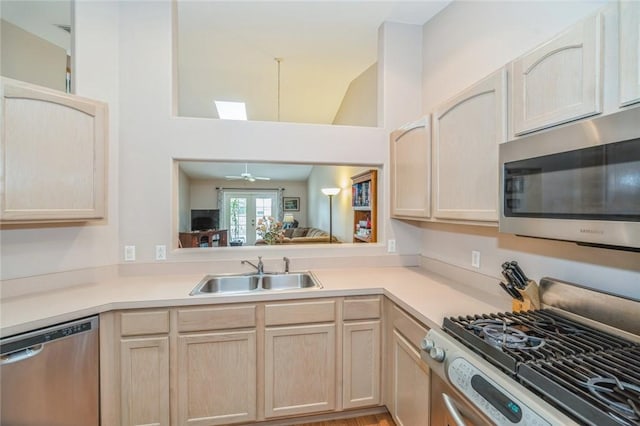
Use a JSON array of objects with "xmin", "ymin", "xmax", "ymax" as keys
[
  {"xmin": 283, "ymin": 257, "xmax": 290, "ymax": 273},
  {"xmin": 241, "ymin": 256, "xmax": 264, "ymax": 274}
]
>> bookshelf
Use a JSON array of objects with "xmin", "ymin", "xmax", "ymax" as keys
[{"xmin": 351, "ymin": 169, "xmax": 377, "ymax": 243}]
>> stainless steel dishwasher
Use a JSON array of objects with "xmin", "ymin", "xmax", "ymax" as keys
[{"xmin": 1, "ymin": 316, "xmax": 99, "ymax": 426}]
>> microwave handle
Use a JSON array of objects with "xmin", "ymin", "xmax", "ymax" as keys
[{"xmin": 442, "ymin": 392, "xmax": 467, "ymax": 426}]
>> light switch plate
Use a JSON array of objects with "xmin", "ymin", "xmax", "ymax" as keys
[
  {"xmin": 471, "ymin": 250, "xmax": 480, "ymax": 268},
  {"xmin": 155, "ymin": 245, "xmax": 167, "ymax": 261},
  {"xmin": 387, "ymin": 239, "xmax": 396, "ymax": 253},
  {"xmin": 124, "ymin": 245, "xmax": 136, "ymax": 262}
]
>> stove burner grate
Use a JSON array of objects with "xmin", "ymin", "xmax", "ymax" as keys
[
  {"xmin": 444, "ymin": 310, "xmax": 639, "ymax": 373},
  {"xmin": 586, "ymin": 377, "xmax": 640, "ymax": 423},
  {"xmin": 468, "ymin": 318, "xmax": 545, "ymax": 350},
  {"xmin": 519, "ymin": 347, "xmax": 640, "ymax": 426}
]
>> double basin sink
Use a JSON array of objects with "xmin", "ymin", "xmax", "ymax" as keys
[{"xmin": 190, "ymin": 272, "xmax": 322, "ymax": 296}]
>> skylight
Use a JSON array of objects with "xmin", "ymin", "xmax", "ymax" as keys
[{"xmin": 214, "ymin": 101, "xmax": 247, "ymax": 120}]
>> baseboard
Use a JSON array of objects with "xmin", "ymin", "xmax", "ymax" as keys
[{"xmin": 243, "ymin": 406, "xmax": 389, "ymax": 425}]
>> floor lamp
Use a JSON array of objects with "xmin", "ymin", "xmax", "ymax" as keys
[{"xmin": 321, "ymin": 188, "xmax": 340, "ymax": 243}]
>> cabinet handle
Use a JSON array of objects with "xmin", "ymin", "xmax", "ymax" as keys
[
  {"xmin": 1, "ymin": 344, "xmax": 44, "ymax": 365},
  {"xmin": 442, "ymin": 392, "xmax": 466, "ymax": 426}
]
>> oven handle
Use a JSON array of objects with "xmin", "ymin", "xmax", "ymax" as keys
[{"xmin": 442, "ymin": 392, "xmax": 467, "ymax": 426}]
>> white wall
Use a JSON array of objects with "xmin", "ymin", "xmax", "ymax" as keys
[
  {"xmin": 376, "ymin": 21, "xmax": 425, "ymax": 256},
  {"xmin": 332, "ymin": 62, "xmax": 377, "ymax": 126},
  {"xmin": 0, "ymin": 2, "xmax": 437, "ymax": 281},
  {"xmin": 117, "ymin": 1, "xmax": 425, "ymax": 264},
  {"xmin": 0, "ymin": 1, "xmax": 120, "ymax": 280},
  {"xmin": 418, "ymin": 0, "xmax": 640, "ymax": 299}
]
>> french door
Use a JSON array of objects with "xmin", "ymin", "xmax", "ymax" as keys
[{"xmin": 224, "ymin": 191, "xmax": 279, "ymax": 245}]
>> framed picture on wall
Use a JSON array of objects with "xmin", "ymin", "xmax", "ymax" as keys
[{"xmin": 283, "ymin": 197, "xmax": 300, "ymax": 211}]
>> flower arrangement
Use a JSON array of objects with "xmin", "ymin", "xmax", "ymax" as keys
[{"xmin": 256, "ymin": 216, "xmax": 284, "ymax": 245}]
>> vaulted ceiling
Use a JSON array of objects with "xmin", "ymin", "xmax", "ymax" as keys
[{"xmin": 176, "ymin": 1, "xmax": 451, "ymax": 125}]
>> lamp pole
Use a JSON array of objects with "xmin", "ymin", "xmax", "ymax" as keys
[
  {"xmin": 328, "ymin": 194, "xmax": 334, "ymax": 244},
  {"xmin": 321, "ymin": 188, "xmax": 340, "ymax": 244}
]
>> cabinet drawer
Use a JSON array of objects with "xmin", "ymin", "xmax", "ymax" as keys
[
  {"xmin": 120, "ymin": 310, "xmax": 170, "ymax": 336},
  {"xmin": 177, "ymin": 305, "xmax": 256, "ymax": 332},
  {"xmin": 265, "ymin": 300, "xmax": 335, "ymax": 326},
  {"xmin": 343, "ymin": 296, "xmax": 381, "ymax": 320},
  {"xmin": 392, "ymin": 305, "xmax": 428, "ymax": 349}
]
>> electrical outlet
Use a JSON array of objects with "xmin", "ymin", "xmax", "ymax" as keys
[
  {"xmin": 155, "ymin": 245, "xmax": 167, "ymax": 261},
  {"xmin": 387, "ymin": 239, "xmax": 396, "ymax": 253},
  {"xmin": 124, "ymin": 245, "xmax": 136, "ymax": 262},
  {"xmin": 471, "ymin": 250, "xmax": 481, "ymax": 268}
]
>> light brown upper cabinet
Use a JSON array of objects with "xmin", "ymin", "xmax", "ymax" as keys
[
  {"xmin": 620, "ymin": 2, "xmax": 640, "ymax": 107},
  {"xmin": 1, "ymin": 77, "xmax": 108, "ymax": 223},
  {"xmin": 511, "ymin": 13, "xmax": 603, "ymax": 135},
  {"xmin": 432, "ymin": 69, "xmax": 507, "ymax": 223},
  {"xmin": 390, "ymin": 116, "xmax": 431, "ymax": 220}
]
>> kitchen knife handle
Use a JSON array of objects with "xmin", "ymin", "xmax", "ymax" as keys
[
  {"xmin": 500, "ymin": 281, "xmax": 524, "ymax": 301},
  {"xmin": 504, "ymin": 269, "xmax": 525, "ymax": 290},
  {"xmin": 510, "ymin": 261, "xmax": 529, "ymax": 282}
]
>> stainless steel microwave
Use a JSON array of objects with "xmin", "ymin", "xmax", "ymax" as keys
[{"xmin": 499, "ymin": 106, "xmax": 640, "ymax": 252}]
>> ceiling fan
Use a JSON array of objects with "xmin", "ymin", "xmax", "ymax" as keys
[{"xmin": 224, "ymin": 164, "xmax": 271, "ymax": 182}]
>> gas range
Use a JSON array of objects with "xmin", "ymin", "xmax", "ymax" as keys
[{"xmin": 421, "ymin": 278, "xmax": 640, "ymax": 426}]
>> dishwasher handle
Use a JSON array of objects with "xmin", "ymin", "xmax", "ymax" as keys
[
  {"xmin": 1, "ymin": 344, "xmax": 44, "ymax": 365},
  {"xmin": 442, "ymin": 392, "xmax": 467, "ymax": 426}
]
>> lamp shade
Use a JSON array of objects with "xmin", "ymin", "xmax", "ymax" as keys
[
  {"xmin": 283, "ymin": 213, "xmax": 295, "ymax": 223},
  {"xmin": 321, "ymin": 187, "xmax": 341, "ymax": 196}
]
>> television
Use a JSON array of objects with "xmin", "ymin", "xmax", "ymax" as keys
[{"xmin": 191, "ymin": 209, "xmax": 220, "ymax": 231}]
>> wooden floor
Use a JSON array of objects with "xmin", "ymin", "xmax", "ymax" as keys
[{"xmin": 296, "ymin": 412, "xmax": 396, "ymax": 426}]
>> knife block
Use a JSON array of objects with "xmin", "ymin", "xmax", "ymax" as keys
[{"xmin": 512, "ymin": 280, "xmax": 541, "ymax": 312}]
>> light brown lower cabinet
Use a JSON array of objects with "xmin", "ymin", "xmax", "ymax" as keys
[
  {"xmin": 392, "ymin": 330, "xmax": 430, "ymax": 426},
  {"xmin": 112, "ymin": 309, "xmax": 172, "ymax": 426},
  {"xmin": 176, "ymin": 331, "xmax": 257, "ymax": 425},
  {"xmin": 120, "ymin": 336, "xmax": 170, "ymax": 426},
  {"xmin": 342, "ymin": 320, "xmax": 381, "ymax": 409},
  {"xmin": 264, "ymin": 323, "xmax": 336, "ymax": 418},
  {"xmin": 102, "ymin": 296, "xmax": 393, "ymax": 425},
  {"xmin": 384, "ymin": 302, "xmax": 430, "ymax": 426}
]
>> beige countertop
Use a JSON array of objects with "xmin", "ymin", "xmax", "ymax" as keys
[{"xmin": 0, "ymin": 266, "xmax": 510, "ymax": 337}]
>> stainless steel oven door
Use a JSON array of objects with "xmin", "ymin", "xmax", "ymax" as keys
[{"xmin": 431, "ymin": 371, "xmax": 493, "ymax": 426}]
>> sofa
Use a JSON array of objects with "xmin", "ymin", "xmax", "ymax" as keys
[{"xmin": 256, "ymin": 227, "xmax": 339, "ymax": 244}]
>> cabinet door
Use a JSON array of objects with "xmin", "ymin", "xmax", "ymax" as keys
[
  {"xmin": 177, "ymin": 331, "xmax": 257, "ymax": 425},
  {"xmin": 620, "ymin": 1, "xmax": 640, "ymax": 106},
  {"xmin": 512, "ymin": 14, "xmax": 602, "ymax": 135},
  {"xmin": 343, "ymin": 320, "xmax": 381, "ymax": 409},
  {"xmin": 433, "ymin": 69, "xmax": 506, "ymax": 222},
  {"xmin": 120, "ymin": 337, "xmax": 170, "ymax": 426},
  {"xmin": 264, "ymin": 324, "xmax": 336, "ymax": 418},
  {"xmin": 392, "ymin": 330, "xmax": 429, "ymax": 426},
  {"xmin": 0, "ymin": 77, "xmax": 107, "ymax": 222},
  {"xmin": 390, "ymin": 117, "xmax": 431, "ymax": 219}
]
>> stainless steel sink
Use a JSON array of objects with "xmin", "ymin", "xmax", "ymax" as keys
[
  {"xmin": 261, "ymin": 273, "xmax": 318, "ymax": 290},
  {"xmin": 190, "ymin": 272, "xmax": 322, "ymax": 295},
  {"xmin": 191, "ymin": 274, "xmax": 260, "ymax": 295}
]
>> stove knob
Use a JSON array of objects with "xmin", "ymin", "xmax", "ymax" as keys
[
  {"xmin": 430, "ymin": 347, "xmax": 446, "ymax": 362},
  {"xmin": 420, "ymin": 338, "xmax": 435, "ymax": 351}
]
